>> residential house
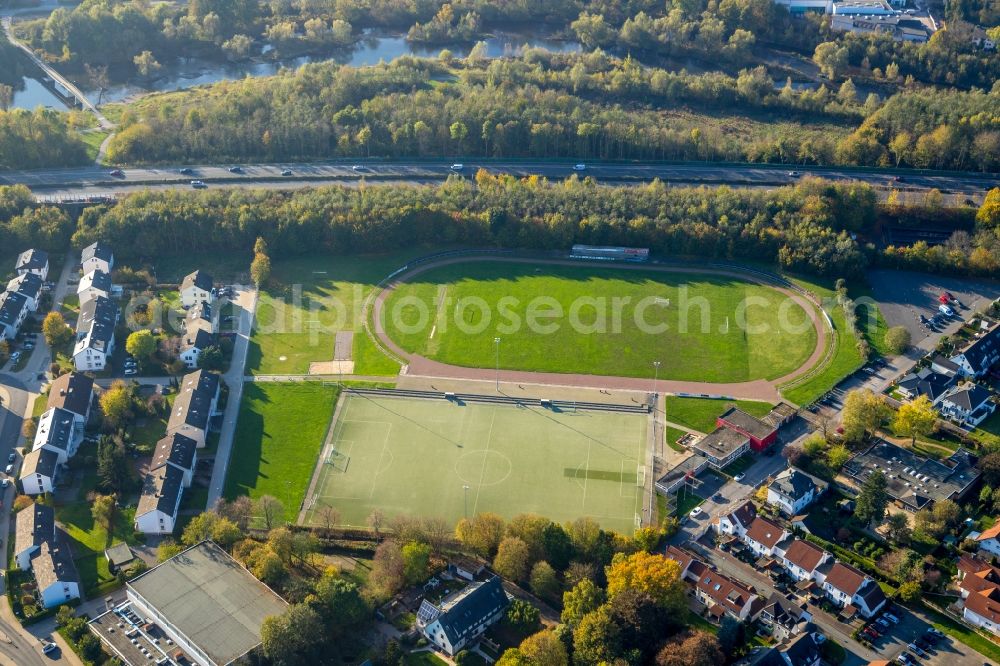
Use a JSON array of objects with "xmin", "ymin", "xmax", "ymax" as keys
[
  {"xmin": 185, "ymin": 302, "xmax": 216, "ymax": 335},
  {"xmin": 6, "ymin": 273, "xmax": 43, "ymax": 312},
  {"xmin": 896, "ymin": 367, "xmax": 955, "ymax": 403},
  {"xmin": 743, "ymin": 517, "xmax": 791, "ymax": 558},
  {"xmin": 767, "ymin": 468, "xmax": 826, "ymax": 516},
  {"xmin": 134, "ymin": 465, "xmax": 185, "ymax": 535},
  {"xmin": 975, "ymin": 523, "xmax": 1000, "ymax": 557},
  {"xmin": 780, "ymin": 539, "xmax": 832, "ymax": 583},
  {"xmin": 716, "ymin": 500, "xmax": 757, "ymax": 538},
  {"xmin": 756, "ymin": 633, "xmax": 823, "ymax": 666},
  {"xmin": 166, "ymin": 370, "xmax": 220, "ymax": 448},
  {"xmin": 692, "ymin": 567, "xmax": 760, "ymax": 622},
  {"xmin": 754, "ymin": 592, "xmax": 813, "ymax": 642},
  {"xmin": 33, "ymin": 407, "xmax": 84, "ymax": 464},
  {"xmin": 951, "ymin": 323, "xmax": 1000, "ymax": 378},
  {"xmin": 30, "ymin": 542, "xmax": 80, "ymax": 608},
  {"xmin": 930, "ymin": 355, "xmax": 961, "ymax": 377},
  {"xmin": 821, "ymin": 562, "xmax": 887, "ymax": 618},
  {"xmin": 179, "ymin": 328, "xmax": 214, "ymax": 369},
  {"xmin": 47, "ymin": 372, "xmax": 94, "ymax": 425},
  {"xmin": 13, "ymin": 503, "xmax": 55, "ymax": 570},
  {"xmin": 692, "ymin": 428, "xmax": 750, "ymax": 470},
  {"xmin": 0, "ymin": 290, "xmax": 29, "ymax": 341},
  {"xmin": 448, "ymin": 556, "xmax": 487, "ymax": 582},
  {"xmin": 19, "ymin": 448, "xmax": 60, "ymax": 495},
  {"xmin": 81, "ymin": 241, "xmax": 114, "ymax": 275},
  {"xmin": 77, "ymin": 269, "xmax": 113, "ymax": 306},
  {"xmin": 938, "ymin": 383, "xmax": 995, "ymax": 427},
  {"xmin": 665, "ymin": 545, "xmax": 699, "ymax": 581},
  {"xmin": 16, "ymin": 249, "xmax": 48, "ymax": 280},
  {"xmin": 73, "ymin": 296, "xmax": 118, "ymax": 372},
  {"xmin": 956, "ymin": 555, "xmax": 1000, "ymax": 636},
  {"xmin": 180, "ymin": 270, "xmax": 215, "ymax": 308},
  {"xmin": 416, "ymin": 577, "xmax": 510, "ymax": 656},
  {"xmin": 151, "ymin": 433, "xmax": 198, "ymax": 487}
]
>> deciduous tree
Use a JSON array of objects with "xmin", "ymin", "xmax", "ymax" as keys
[{"xmin": 894, "ymin": 395, "xmax": 937, "ymax": 444}]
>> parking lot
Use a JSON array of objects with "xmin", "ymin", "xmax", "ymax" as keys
[{"xmin": 868, "ymin": 270, "xmax": 1000, "ymax": 347}]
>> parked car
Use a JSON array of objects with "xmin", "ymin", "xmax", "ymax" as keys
[
  {"xmin": 689, "ymin": 506, "xmax": 703, "ymax": 518},
  {"xmin": 351, "ymin": 165, "xmax": 364, "ymax": 171},
  {"xmin": 939, "ymin": 304, "xmax": 955, "ymax": 317},
  {"xmin": 41, "ymin": 641, "xmax": 57, "ymax": 655},
  {"xmin": 1, "ymin": 479, "xmax": 9, "ymax": 490},
  {"xmin": 882, "ymin": 612, "xmax": 900, "ymax": 624},
  {"xmin": 875, "ymin": 618, "xmax": 891, "ymax": 630},
  {"xmin": 862, "ymin": 627, "xmax": 879, "ymax": 639},
  {"xmin": 8, "ymin": 351, "xmax": 20, "ymax": 364},
  {"xmin": 907, "ymin": 643, "xmax": 925, "ymax": 657},
  {"xmin": 4, "ymin": 464, "xmax": 13, "ymax": 475},
  {"xmin": 925, "ymin": 628, "xmax": 945, "ymax": 640},
  {"xmin": 7, "ymin": 453, "xmax": 15, "ymax": 464},
  {"xmin": 733, "ymin": 472, "xmax": 746, "ymax": 482},
  {"xmin": 124, "ymin": 368, "xmax": 137, "ymax": 376}
]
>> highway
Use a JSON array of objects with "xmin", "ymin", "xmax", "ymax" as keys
[{"xmin": 3, "ymin": 161, "xmax": 999, "ymax": 200}]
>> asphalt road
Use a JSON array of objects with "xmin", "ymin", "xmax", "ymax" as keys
[{"xmin": 4, "ymin": 161, "xmax": 999, "ymax": 199}]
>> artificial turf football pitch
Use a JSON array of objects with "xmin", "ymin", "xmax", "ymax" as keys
[{"xmin": 303, "ymin": 393, "xmax": 650, "ymax": 535}]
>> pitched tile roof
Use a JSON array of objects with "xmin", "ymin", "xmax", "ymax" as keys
[
  {"xmin": 181, "ymin": 270, "xmax": 213, "ymax": 293},
  {"xmin": 965, "ymin": 587, "xmax": 1000, "ymax": 626},
  {"xmin": 81, "ymin": 241, "xmax": 113, "ymax": 263},
  {"xmin": 782, "ymin": 539, "xmax": 827, "ymax": 573},
  {"xmin": 20, "ymin": 447, "xmax": 59, "ymax": 479},
  {"xmin": 136, "ymin": 465, "xmax": 184, "ymax": 517},
  {"xmin": 6, "ymin": 272, "xmax": 42, "ymax": 301},
  {"xmin": 695, "ymin": 568, "xmax": 758, "ymax": 616},
  {"xmin": 719, "ymin": 407, "xmax": 776, "ymax": 440},
  {"xmin": 977, "ymin": 523, "xmax": 1000, "ymax": 542},
  {"xmin": 16, "ymin": 248, "xmax": 48, "ymax": 272},
  {"xmin": 30, "ymin": 541, "xmax": 78, "ymax": 590},
  {"xmin": 941, "ymin": 383, "xmax": 992, "ymax": 411},
  {"xmin": 745, "ymin": 517, "xmax": 786, "ymax": 549},
  {"xmin": 824, "ymin": 562, "xmax": 867, "ymax": 596},
  {"xmin": 434, "ymin": 577, "xmax": 509, "ymax": 646},
  {"xmin": 770, "ymin": 469, "xmax": 818, "ymax": 502},
  {"xmin": 34, "ymin": 407, "xmax": 78, "ymax": 453},
  {"xmin": 0, "ymin": 290, "xmax": 28, "ymax": 329},
  {"xmin": 152, "ymin": 433, "xmax": 197, "ymax": 473},
  {"xmin": 722, "ymin": 500, "xmax": 757, "ymax": 531}
]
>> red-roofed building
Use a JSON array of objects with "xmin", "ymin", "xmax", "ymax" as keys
[
  {"xmin": 743, "ymin": 517, "xmax": 791, "ymax": 558},
  {"xmin": 964, "ymin": 588, "xmax": 1000, "ymax": 635},
  {"xmin": 780, "ymin": 539, "xmax": 831, "ymax": 582},
  {"xmin": 975, "ymin": 521, "xmax": 1000, "ymax": 557},
  {"xmin": 820, "ymin": 562, "xmax": 886, "ymax": 618},
  {"xmin": 956, "ymin": 555, "xmax": 1000, "ymax": 635},
  {"xmin": 692, "ymin": 568, "xmax": 761, "ymax": 622}
]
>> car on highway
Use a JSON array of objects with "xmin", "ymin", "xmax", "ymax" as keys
[
  {"xmin": 352, "ymin": 165, "xmax": 364, "ymax": 171},
  {"xmin": 573, "ymin": 164, "xmax": 587, "ymax": 171},
  {"xmin": 450, "ymin": 163, "xmax": 464, "ymax": 171},
  {"xmin": 787, "ymin": 171, "xmax": 800, "ymax": 177},
  {"xmin": 190, "ymin": 180, "xmax": 207, "ymax": 188},
  {"xmin": 179, "ymin": 167, "xmax": 193, "ymax": 175},
  {"xmin": 109, "ymin": 169, "xmax": 124, "ymax": 177},
  {"xmin": 282, "ymin": 169, "xmax": 293, "ymax": 176},
  {"xmin": 733, "ymin": 472, "xmax": 746, "ymax": 482},
  {"xmin": 229, "ymin": 166, "xmax": 244, "ymax": 174},
  {"xmin": 689, "ymin": 506, "xmax": 703, "ymax": 518}
]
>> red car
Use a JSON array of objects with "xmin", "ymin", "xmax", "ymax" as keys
[{"xmin": 938, "ymin": 294, "xmax": 950, "ymax": 304}]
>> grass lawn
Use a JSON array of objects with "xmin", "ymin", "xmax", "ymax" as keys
[
  {"xmin": 144, "ymin": 252, "xmax": 250, "ymax": 284},
  {"xmin": 675, "ymin": 489, "xmax": 704, "ymax": 517},
  {"xmin": 303, "ymin": 393, "xmax": 648, "ymax": 534},
  {"xmin": 404, "ymin": 653, "xmax": 448, "ymax": 666},
  {"xmin": 384, "ymin": 261, "xmax": 818, "ymax": 383},
  {"xmin": 224, "ymin": 382, "xmax": 340, "ymax": 523},
  {"xmin": 352, "ymin": 328, "xmax": 401, "ymax": 376},
  {"xmin": 968, "ymin": 411, "xmax": 1000, "ymax": 449},
  {"xmin": 665, "ymin": 426, "xmax": 687, "ymax": 452},
  {"xmin": 54, "ymin": 467, "xmax": 143, "ymax": 595},
  {"xmin": 127, "ymin": 395, "xmax": 171, "ymax": 454},
  {"xmin": 78, "ymin": 129, "xmax": 110, "ymax": 162},
  {"xmin": 688, "ymin": 613, "xmax": 718, "ymax": 634},
  {"xmin": 920, "ymin": 602, "xmax": 1000, "ymax": 664},
  {"xmin": 781, "ymin": 276, "xmax": 865, "ymax": 406},
  {"xmin": 249, "ymin": 252, "xmax": 415, "ymax": 375},
  {"xmin": 60, "ymin": 293, "xmax": 80, "ymax": 319},
  {"xmin": 664, "ymin": 396, "xmax": 774, "ymax": 434},
  {"xmin": 656, "ymin": 491, "xmax": 674, "ymax": 521}
]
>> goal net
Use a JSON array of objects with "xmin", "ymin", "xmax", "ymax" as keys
[{"xmin": 325, "ymin": 449, "xmax": 350, "ymax": 472}]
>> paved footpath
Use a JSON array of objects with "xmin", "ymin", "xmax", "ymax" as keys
[{"xmin": 371, "ymin": 256, "xmax": 829, "ymax": 403}]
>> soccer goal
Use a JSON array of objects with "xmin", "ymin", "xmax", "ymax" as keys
[
  {"xmin": 325, "ymin": 449, "xmax": 351, "ymax": 473},
  {"xmin": 636, "ymin": 465, "xmax": 646, "ymax": 488}
]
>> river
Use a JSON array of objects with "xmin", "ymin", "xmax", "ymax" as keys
[{"xmin": 9, "ymin": 31, "xmax": 581, "ymax": 111}]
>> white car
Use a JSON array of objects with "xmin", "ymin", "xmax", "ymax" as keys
[
  {"xmin": 787, "ymin": 171, "xmax": 800, "ymax": 177},
  {"xmin": 938, "ymin": 304, "xmax": 954, "ymax": 317},
  {"xmin": 573, "ymin": 163, "xmax": 587, "ymax": 171},
  {"xmin": 734, "ymin": 472, "xmax": 746, "ymax": 482},
  {"xmin": 8, "ymin": 351, "xmax": 20, "ymax": 363},
  {"xmin": 190, "ymin": 180, "xmax": 206, "ymax": 189},
  {"xmin": 450, "ymin": 163, "xmax": 464, "ymax": 171},
  {"xmin": 41, "ymin": 641, "xmax": 57, "ymax": 655},
  {"xmin": 689, "ymin": 506, "xmax": 703, "ymax": 518}
]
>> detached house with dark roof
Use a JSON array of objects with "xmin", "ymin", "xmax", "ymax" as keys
[
  {"xmin": 20, "ymin": 447, "xmax": 60, "ymax": 495},
  {"xmin": 716, "ymin": 500, "xmax": 757, "ymax": 538},
  {"xmin": 6, "ymin": 272, "xmax": 43, "ymax": 312},
  {"xmin": 151, "ymin": 433, "xmax": 198, "ymax": 487},
  {"xmin": 416, "ymin": 577, "xmax": 510, "ymax": 656},
  {"xmin": 180, "ymin": 270, "xmax": 215, "ymax": 309},
  {"xmin": 16, "ymin": 248, "xmax": 48, "ymax": 280},
  {"xmin": 33, "ymin": 407, "xmax": 84, "ymax": 464},
  {"xmin": 754, "ymin": 592, "xmax": 813, "ymax": 642},
  {"xmin": 767, "ymin": 468, "xmax": 826, "ymax": 516},
  {"xmin": 135, "ymin": 465, "xmax": 185, "ymax": 535},
  {"xmin": 819, "ymin": 562, "xmax": 886, "ymax": 618},
  {"xmin": 938, "ymin": 382, "xmax": 995, "ymax": 427},
  {"xmin": 896, "ymin": 367, "xmax": 956, "ymax": 403},
  {"xmin": 77, "ymin": 269, "xmax": 113, "ymax": 306},
  {"xmin": 179, "ymin": 327, "xmax": 214, "ymax": 370},
  {"xmin": 167, "ymin": 370, "xmax": 220, "ymax": 448},
  {"xmin": 31, "ymin": 541, "xmax": 80, "ymax": 608},
  {"xmin": 951, "ymin": 322, "xmax": 1000, "ymax": 378},
  {"xmin": 0, "ymin": 290, "xmax": 28, "ymax": 342},
  {"xmin": 73, "ymin": 296, "xmax": 118, "ymax": 372},
  {"xmin": 47, "ymin": 372, "xmax": 94, "ymax": 425},
  {"xmin": 81, "ymin": 241, "xmax": 114, "ymax": 275}
]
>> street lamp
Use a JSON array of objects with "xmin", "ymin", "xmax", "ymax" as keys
[
  {"xmin": 653, "ymin": 360, "xmax": 661, "ymax": 397},
  {"xmin": 494, "ymin": 337, "xmax": 501, "ymax": 392},
  {"xmin": 463, "ymin": 484, "xmax": 471, "ymax": 519}
]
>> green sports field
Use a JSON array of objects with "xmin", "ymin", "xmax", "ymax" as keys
[
  {"xmin": 383, "ymin": 262, "xmax": 818, "ymax": 383},
  {"xmin": 303, "ymin": 394, "xmax": 649, "ymax": 535}
]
